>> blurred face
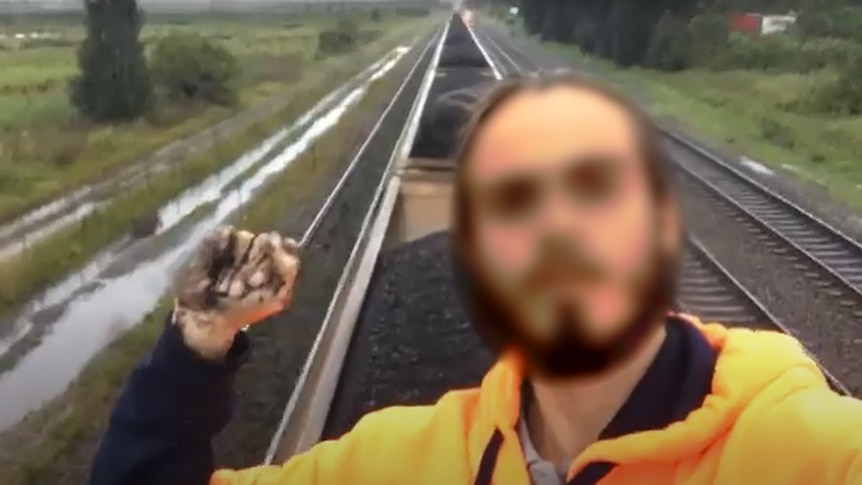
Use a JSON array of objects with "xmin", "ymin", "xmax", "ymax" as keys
[{"xmin": 463, "ymin": 84, "xmax": 680, "ymax": 377}]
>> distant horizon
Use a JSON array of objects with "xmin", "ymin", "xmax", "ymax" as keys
[
  {"xmin": 0, "ymin": 0, "xmax": 443, "ymax": 13},
  {"xmin": 0, "ymin": 0, "xmax": 441, "ymax": 3}
]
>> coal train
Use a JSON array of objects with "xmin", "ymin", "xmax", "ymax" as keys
[
  {"xmin": 265, "ymin": 12, "xmax": 502, "ymax": 462},
  {"xmin": 261, "ymin": 7, "xmax": 852, "ymax": 466}
]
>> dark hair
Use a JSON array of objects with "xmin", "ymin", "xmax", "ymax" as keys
[
  {"xmin": 455, "ymin": 71, "xmax": 671, "ymax": 201},
  {"xmin": 449, "ymin": 71, "xmax": 681, "ymax": 355}
]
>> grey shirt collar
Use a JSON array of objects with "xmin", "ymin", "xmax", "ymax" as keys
[{"xmin": 517, "ymin": 413, "xmax": 567, "ymax": 485}]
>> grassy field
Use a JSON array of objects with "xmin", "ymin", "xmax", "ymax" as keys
[
  {"xmin": 0, "ymin": 30, "xmax": 415, "ymax": 484},
  {"xmin": 0, "ymin": 13, "xmax": 432, "ymax": 321},
  {"xmin": 0, "ymin": 12, "xmax": 411, "ymax": 225},
  {"xmin": 539, "ymin": 41, "xmax": 862, "ymax": 213}
]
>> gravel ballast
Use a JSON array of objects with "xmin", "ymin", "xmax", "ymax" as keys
[
  {"xmin": 680, "ymin": 178, "xmax": 862, "ymax": 395},
  {"xmin": 211, "ymin": 32, "xmax": 437, "ymax": 468}
]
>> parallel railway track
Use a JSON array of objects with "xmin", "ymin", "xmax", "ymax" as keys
[
  {"xmin": 479, "ymin": 26, "xmax": 850, "ymax": 395},
  {"xmin": 481, "ymin": 26, "xmax": 862, "ymax": 315},
  {"xmin": 482, "ymin": 26, "xmax": 862, "ymax": 298},
  {"xmin": 673, "ymin": 147, "xmax": 862, "ymax": 316},
  {"xmin": 679, "ymin": 238, "xmax": 775, "ymax": 328},
  {"xmin": 262, "ymin": 19, "xmax": 450, "ymax": 463},
  {"xmin": 263, "ymin": 13, "xmax": 854, "ymax": 466}
]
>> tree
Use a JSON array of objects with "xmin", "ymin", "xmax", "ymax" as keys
[
  {"xmin": 512, "ymin": 0, "xmax": 702, "ymax": 66},
  {"xmin": 688, "ymin": 13, "xmax": 730, "ymax": 67},
  {"xmin": 150, "ymin": 34, "xmax": 240, "ymax": 106},
  {"xmin": 520, "ymin": 0, "xmax": 546, "ymax": 36},
  {"xmin": 69, "ymin": 0, "xmax": 152, "ymax": 122},
  {"xmin": 540, "ymin": 0, "xmax": 576, "ymax": 42},
  {"xmin": 645, "ymin": 11, "xmax": 693, "ymax": 70}
]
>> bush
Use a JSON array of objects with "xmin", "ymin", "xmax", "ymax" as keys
[
  {"xmin": 686, "ymin": 18, "xmax": 862, "ymax": 75},
  {"xmin": 150, "ymin": 33, "xmax": 240, "ymax": 107},
  {"xmin": 370, "ymin": 8, "xmax": 381, "ymax": 21},
  {"xmin": 709, "ymin": 34, "xmax": 862, "ymax": 73},
  {"xmin": 795, "ymin": 6, "xmax": 862, "ymax": 43},
  {"xmin": 317, "ymin": 18, "xmax": 359, "ymax": 57},
  {"xmin": 807, "ymin": 57, "xmax": 862, "ymax": 115}
]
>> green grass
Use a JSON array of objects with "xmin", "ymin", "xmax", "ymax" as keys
[
  {"xmin": 539, "ymin": 41, "xmax": 862, "ymax": 212},
  {"xmin": 0, "ymin": 17, "xmax": 429, "ymax": 322},
  {"xmin": 0, "ymin": 34, "xmax": 416, "ymax": 485},
  {"xmin": 0, "ymin": 13, "xmax": 416, "ymax": 226}
]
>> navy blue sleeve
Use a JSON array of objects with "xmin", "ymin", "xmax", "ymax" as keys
[{"xmin": 89, "ymin": 316, "xmax": 249, "ymax": 485}]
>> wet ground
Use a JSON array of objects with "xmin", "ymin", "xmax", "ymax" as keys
[
  {"xmin": 0, "ymin": 46, "xmax": 411, "ymax": 433},
  {"xmin": 0, "ymin": 53, "xmax": 380, "ymax": 262}
]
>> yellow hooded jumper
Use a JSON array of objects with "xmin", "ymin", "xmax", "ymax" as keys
[{"xmin": 211, "ymin": 315, "xmax": 862, "ymax": 485}]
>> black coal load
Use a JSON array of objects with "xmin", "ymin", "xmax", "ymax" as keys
[
  {"xmin": 439, "ymin": 44, "xmax": 488, "ymax": 68},
  {"xmin": 410, "ymin": 14, "xmax": 495, "ymax": 160},
  {"xmin": 410, "ymin": 73, "xmax": 493, "ymax": 160},
  {"xmin": 439, "ymin": 14, "xmax": 487, "ymax": 68},
  {"xmin": 445, "ymin": 12, "xmax": 474, "ymax": 45},
  {"xmin": 323, "ymin": 231, "xmax": 493, "ymax": 439}
]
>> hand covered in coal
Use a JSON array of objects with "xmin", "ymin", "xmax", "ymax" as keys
[{"xmin": 173, "ymin": 226, "xmax": 300, "ymax": 360}]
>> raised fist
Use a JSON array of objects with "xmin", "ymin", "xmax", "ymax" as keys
[{"xmin": 173, "ymin": 226, "xmax": 300, "ymax": 360}]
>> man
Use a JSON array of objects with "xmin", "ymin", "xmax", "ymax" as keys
[{"xmin": 90, "ymin": 72, "xmax": 862, "ymax": 485}]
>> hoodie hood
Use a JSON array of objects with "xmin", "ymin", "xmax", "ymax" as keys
[{"xmin": 467, "ymin": 314, "xmax": 831, "ymax": 475}]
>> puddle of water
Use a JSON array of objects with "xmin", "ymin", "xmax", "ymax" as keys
[
  {"xmin": 0, "ymin": 187, "xmax": 99, "ymax": 243},
  {"xmin": 740, "ymin": 156, "xmax": 774, "ymax": 176},
  {"xmin": 0, "ymin": 50, "xmax": 402, "ymax": 261},
  {"xmin": 0, "ymin": 202, "xmax": 100, "ymax": 260},
  {"xmin": 0, "ymin": 46, "xmax": 409, "ymax": 432},
  {"xmin": 0, "ymin": 32, "xmax": 59, "ymax": 40}
]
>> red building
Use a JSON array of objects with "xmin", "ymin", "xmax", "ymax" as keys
[
  {"xmin": 729, "ymin": 12, "xmax": 797, "ymax": 35},
  {"xmin": 729, "ymin": 12, "xmax": 761, "ymax": 34}
]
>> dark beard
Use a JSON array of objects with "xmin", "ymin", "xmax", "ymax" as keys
[{"xmin": 451, "ymin": 238, "xmax": 680, "ymax": 378}]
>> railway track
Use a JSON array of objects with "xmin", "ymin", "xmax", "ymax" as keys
[
  {"xmin": 263, "ymin": 13, "xmax": 853, "ymax": 467},
  {"xmin": 482, "ymin": 28, "xmax": 862, "ymax": 281},
  {"xmin": 478, "ymin": 25, "xmax": 851, "ymax": 395},
  {"xmin": 679, "ymin": 238, "xmax": 774, "ymax": 327},
  {"xmin": 480, "ymin": 25, "xmax": 862, "ymax": 315},
  {"xmin": 212, "ymin": 27, "xmax": 444, "ymax": 466},
  {"xmin": 260, "ymin": 19, "xmax": 451, "ymax": 464},
  {"xmin": 672, "ymin": 145, "xmax": 862, "ymax": 315}
]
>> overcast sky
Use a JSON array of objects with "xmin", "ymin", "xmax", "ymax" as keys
[{"xmin": 0, "ymin": 0, "xmax": 435, "ymax": 3}]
